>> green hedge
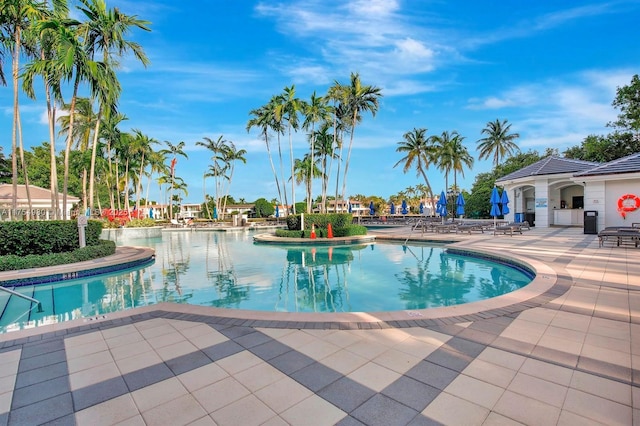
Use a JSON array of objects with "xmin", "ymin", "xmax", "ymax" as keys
[
  {"xmin": 275, "ymin": 224, "xmax": 367, "ymax": 239},
  {"xmin": 0, "ymin": 220, "xmax": 103, "ymax": 256},
  {"xmin": 286, "ymin": 213, "xmax": 353, "ymax": 230},
  {"xmin": 0, "ymin": 239, "xmax": 116, "ymax": 272}
]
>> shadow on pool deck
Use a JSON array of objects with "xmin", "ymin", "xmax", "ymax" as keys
[{"xmin": 0, "ymin": 226, "xmax": 639, "ymax": 425}]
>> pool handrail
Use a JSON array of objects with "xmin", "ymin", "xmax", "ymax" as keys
[{"xmin": 0, "ymin": 286, "xmax": 43, "ymax": 313}]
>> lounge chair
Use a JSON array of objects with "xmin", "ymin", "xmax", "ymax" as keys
[
  {"xmin": 508, "ymin": 220, "xmax": 530, "ymax": 230},
  {"xmin": 493, "ymin": 224, "xmax": 523, "ymax": 236},
  {"xmin": 597, "ymin": 227, "xmax": 640, "ymax": 247},
  {"xmin": 456, "ymin": 222, "xmax": 484, "ymax": 234},
  {"xmin": 170, "ymin": 219, "xmax": 183, "ymax": 228}
]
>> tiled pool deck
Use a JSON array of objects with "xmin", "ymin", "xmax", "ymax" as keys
[{"xmin": 0, "ymin": 226, "xmax": 639, "ymax": 425}]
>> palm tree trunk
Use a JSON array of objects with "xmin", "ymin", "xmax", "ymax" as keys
[
  {"xmin": 341, "ymin": 109, "xmax": 358, "ymax": 201},
  {"xmin": 63, "ymin": 75, "xmax": 81, "ymax": 220},
  {"xmin": 17, "ymin": 108, "xmax": 33, "ymax": 219},
  {"xmin": 264, "ymin": 133, "xmax": 283, "ymax": 210},
  {"xmin": 45, "ymin": 78, "xmax": 60, "ymax": 220},
  {"xmin": 11, "ymin": 27, "xmax": 21, "ymax": 218},
  {"xmin": 276, "ymin": 133, "xmax": 289, "ymax": 214},
  {"xmin": 89, "ymin": 105, "xmax": 102, "ymax": 212}
]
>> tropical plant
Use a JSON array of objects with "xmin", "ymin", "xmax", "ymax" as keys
[
  {"xmin": 340, "ymin": 72, "xmax": 382, "ymax": 200},
  {"xmin": 161, "ymin": 140, "xmax": 188, "ymax": 219},
  {"xmin": 302, "ymin": 91, "xmax": 331, "ymax": 212},
  {"xmin": 394, "ymin": 128, "xmax": 437, "ymax": 214},
  {"xmin": 477, "ymin": 119, "xmax": 520, "ymax": 169},
  {"xmin": 247, "ymin": 102, "xmax": 284, "ymax": 209},
  {"xmin": 274, "ymin": 85, "xmax": 307, "ymax": 214}
]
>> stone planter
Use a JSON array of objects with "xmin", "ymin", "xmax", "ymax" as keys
[{"xmin": 101, "ymin": 226, "xmax": 163, "ymax": 241}]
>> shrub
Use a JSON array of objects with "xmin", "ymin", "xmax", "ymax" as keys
[
  {"xmin": 286, "ymin": 213, "xmax": 352, "ymax": 230},
  {"xmin": 0, "ymin": 239, "xmax": 116, "ymax": 272},
  {"xmin": 0, "ymin": 220, "xmax": 103, "ymax": 256},
  {"xmin": 274, "ymin": 224, "xmax": 366, "ymax": 238},
  {"xmin": 125, "ymin": 218, "xmax": 157, "ymax": 228}
]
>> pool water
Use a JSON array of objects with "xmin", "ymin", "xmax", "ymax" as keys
[{"xmin": 0, "ymin": 231, "xmax": 533, "ymax": 332}]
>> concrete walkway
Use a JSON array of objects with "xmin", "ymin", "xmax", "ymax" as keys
[{"xmin": 0, "ymin": 226, "xmax": 638, "ymax": 425}]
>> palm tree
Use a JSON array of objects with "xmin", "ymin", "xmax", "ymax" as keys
[
  {"xmin": 197, "ymin": 136, "xmax": 229, "ymax": 220},
  {"xmin": 477, "ymin": 119, "xmax": 520, "ymax": 168},
  {"xmin": 99, "ymin": 111, "xmax": 127, "ymax": 210},
  {"xmin": 78, "ymin": 0, "xmax": 150, "ymax": 213},
  {"xmin": 393, "ymin": 128, "xmax": 437, "ymax": 214},
  {"xmin": 326, "ymin": 81, "xmax": 349, "ymax": 208},
  {"xmin": 220, "ymin": 142, "xmax": 247, "ymax": 219},
  {"xmin": 311, "ymin": 122, "xmax": 338, "ymax": 212},
  {"xmin": 161, "ymin": 140, "xmax": 188, "ymax": 219},
  {"xmin": 247, "ymin": 102, "xmax": 284, "ymax": 208},
  {"xmin": 275, "ymin": 85, "xmax": 307, "ymax": 214},
  {"xmin": 302, "ymin": 92, "xmax": 331, "ymax": 212},
  {"xmin": 129, "ymin": 129, "xmax": 157, "ymax": 212},
  {"xmin": 3, "ymin": 0, "xmax": 50, "ymax": 217},
  {"xmin": 432, "ymin": 131, "xmax": 473, "ymax": 217},
  {"xmin": 341, "ymin": 72, "xmax": 382, "ymax": 200},
  {"xmin": 37, "ymin": 15, "xmax": 117, "ymax": 219},
  {"xmin": 293, "ymin": 154, "xmax": 322, "ymax": 213},
  {"xmin": 58, "ymin": 97, "xmax": 98, "ymax": 211},
  {"xmin": 20, "ymin": 0, "xmax": 69, "ymax": 219}
]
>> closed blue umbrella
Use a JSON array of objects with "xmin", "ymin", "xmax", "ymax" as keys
[
  {"xmin": 500, "ymin": 190, "xmax": 510, "ymax": 215},
  {"xmin": 348, "ymin": 202, "xmax": 352, "ymax": 214},
  {"xmin": 275, "ymin": 205, "xmax": 279, "ymax": 218},
  {"xmin": 214, "ymin": 206, "xmax": 218, "ymax": 219},
  {"xmin": 456, "ymin": 193, "xmax": 466, "ymax": 216},
  {"xmin": 490, "ymin": 186, "xmax": 501, "ymax": 227},
  {"xmin": 390, "ymin": 202, "xmax": 396, "ymax": 215},
  {"xmin": 437, "ymin": 191, "xmax": 448, "ymax": 219},
  {"xmin": 149, "ymin": 209, "xmax": 154, "ymax": 219},
  {"xmin": 419, "ymin": 202, "xmax": 424, "ymax": 214},
  {"xmin": 369, "ymin": 201, "xmax": 375, "ymax": 215},
  {"xmin": 401, "ymin": 200, "xmax": 408, "ymax": 215}
]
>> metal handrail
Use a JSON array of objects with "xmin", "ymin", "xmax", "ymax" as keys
[
  {"xmin": 405, "ymin": 219, "xmax": 426, "ymax": 245},
  {"xmin": 0, "ymin": 286, "xmax": 43, "ymax": 312}
]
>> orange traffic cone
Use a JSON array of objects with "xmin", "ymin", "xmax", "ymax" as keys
[
  {"xmin": 310, "ymin": 224, "xmax": 317, "ymax": 239},
  {"xmin": 327, "ymin": 223, "xmax": 334, "ymax": 238}
]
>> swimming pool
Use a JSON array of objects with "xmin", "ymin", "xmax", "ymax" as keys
[{"xmin": 0, "ymin": 231, "xmax": 533, "ymax": 333}]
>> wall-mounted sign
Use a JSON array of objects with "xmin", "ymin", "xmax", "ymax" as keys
[{"xmin": 535, "ymin": 198, "xmax": 548, "ymax": 208}]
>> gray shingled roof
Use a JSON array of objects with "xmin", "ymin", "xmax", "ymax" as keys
[
  {"xmin": 574, "ymin": 152, "xmax": 640, "ymax": 177},
  {"xmin": 496, "ymin": 156, "xmax": 600, "ymax": 182}
]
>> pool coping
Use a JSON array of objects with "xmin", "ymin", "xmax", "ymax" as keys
[
  {"xmin": 0, "ymin": 236, "xmax": 561, "ymax": 341},
  {"xmin": 0, "ymin": 246, "xmax": 155, "ymax": 286}
]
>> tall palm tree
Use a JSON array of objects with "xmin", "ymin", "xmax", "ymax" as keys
[
  {"xmin": 311, "ymin": 122, "xmax": 338, "ymax": 213},
  {"xmin": 78, "ymin": 0, "xmax": 150, "ymax": 213},
  {"xmin": 161, "ymin": 140, "xmax": 188, "ymax": 219},
  {"xmin": 99, "ymin": 111, "xmax": 127, "ymax": 210},
  {"xmin": 20, "ymin": 0, "xmax": 69, "ymax": 219},
  {"xmin": 3, "ymin": 0, "xmax": 50, "ymax": 217},
  {"xmin": 302, "ymin": 92, "xmax": 331, "ymax": 213},
  {"xmin": 326, "ymin": 81, "xmax": 349, "ymax": 208},
  {"xmin": 477, "ymin": 119, "xmax": 520, "ymax": 168},
  {"xmin": 293, "ymin": 154, "xmax": 322, "ymax": 213},
  {"xmin": 129, "ymin": 129, "xmax": 157, "ymax": 211},
  {"xmin": 341, "ymin": 72, "xmax": 382, "ymax": 200},
  {"xmin": 247, "ymin": 103, "xmax": 284, "ymax": 208},
  {"xmin": 432, "ymin": 131, "xmax": 473, "ymax": 216},
  {"xmin": 220, "ymin": 141, "xmax": 246, "ymax": 219},
  {"xmin": 38, "ymin": 15, "xmax": 117, "ymax": 219},
  {"xmin": 58, "ymin": 97, "xmax": 97, "ymax": 211},
  {"xmin": 394, "ymin": 128, "xmax": 437, "ymax": 214},
  {"xmin": 275, "ymin": 85, "xmax": 307, "ymax": 214},
  {"xmin": 196, "ymin": 135, "xmax": 229, "ymax": 220}
]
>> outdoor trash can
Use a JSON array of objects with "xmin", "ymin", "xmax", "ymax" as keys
[{"xmin": 584, "ymin": 210, "xmax": 598, "ymax": 234}]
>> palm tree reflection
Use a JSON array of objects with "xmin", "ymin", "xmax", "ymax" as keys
[{"xmin": 396, "ymin": 249, "xmax": 474, "ymax": 308}]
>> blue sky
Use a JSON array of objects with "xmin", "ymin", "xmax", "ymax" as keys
[{"xmin": 2, "ymin": 0, "xmax": 639, "ymax": 204}]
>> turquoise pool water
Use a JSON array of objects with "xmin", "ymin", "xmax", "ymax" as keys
[{"xmin": 0, "ymin": 231, "xmax": 533, "ymax": 332}]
